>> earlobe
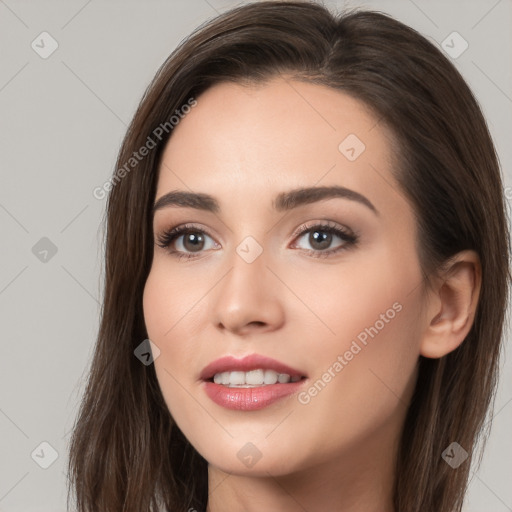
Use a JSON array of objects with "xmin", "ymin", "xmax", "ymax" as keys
[{"xmin": 420, "ymin": 250, "xmax": 482, "ymax": 359}]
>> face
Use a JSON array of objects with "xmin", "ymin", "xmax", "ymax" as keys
[{"xmin": 143, "ymin": 77, "xmax": 427, "ymax": 477}]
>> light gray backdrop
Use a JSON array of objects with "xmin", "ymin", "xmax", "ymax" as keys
[{"xmin": 1, "ymin": 1, "xmax": 511, "ymax": 511}]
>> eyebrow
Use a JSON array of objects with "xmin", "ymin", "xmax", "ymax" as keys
[{"xmin": 152, "ymin": 185, "xmax": 379, "ymax": 216}]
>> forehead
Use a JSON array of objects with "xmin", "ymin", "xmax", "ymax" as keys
[{"xmin": 155, "ymin": 78, "xmax": 402, "ymax": 215}]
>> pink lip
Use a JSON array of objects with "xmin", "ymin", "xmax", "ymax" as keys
[
  {"xmin": 200, "ymin": 354, "xmax": 308, "ymax": 411},
  {"xmin": 202, "ymin": 381, "xmax": 306, "ymax": 410}
]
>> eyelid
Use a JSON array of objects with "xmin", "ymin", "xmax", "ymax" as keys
[{"xmin": 290, "ymin": 220, "xmax": 357, "ymax": 242}]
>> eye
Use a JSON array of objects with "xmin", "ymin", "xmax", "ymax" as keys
[
  {"xmin": 291, "ymin": 221, "xmax": 358, "ymax": 258},
  {"xmin": 156, "ymin": 223, "xmax": 219, "ymax": 260}
]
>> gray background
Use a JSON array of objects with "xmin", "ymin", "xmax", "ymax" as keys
[{"xmin": 0, "ymin": 0, "xmax": 511, "ymax": 510}]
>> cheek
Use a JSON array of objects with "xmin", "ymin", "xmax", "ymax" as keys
[
  {"xmin": 308, "ymin": 282, "xmax": 418, "ymax": 396},
  {"xmin": 142, "ymin": 261, "xmax": 204, "ymax": 340},
  {"xmin": 142, "ymin": 266, "xmax": 203, "ymax": 408},
  {"xmin": 293, "ymin": 245, "xmax": 423, "ymax": 410},
  {"xmin": 292, "ymin": 292, "xmax": 422, "ymax": 462},
  {"xmin": 142, "ymin": 273, "xmax": 162, "ymax": 340},
  {"xmin": 285, "ymin": 244, "xmax": 415, "ymax": 348}
]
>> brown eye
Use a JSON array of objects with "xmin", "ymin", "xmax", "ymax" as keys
[
  {"xmin": 181, "ymin": 231, "xmax": 206, "ymax": 252},
  {"xmin": 293, "ymin": 222, "xmax": 358, "ymax": 258},
  {"xmin": 308, "ymin": 230, "xmax": 333, "ymax": 251}
]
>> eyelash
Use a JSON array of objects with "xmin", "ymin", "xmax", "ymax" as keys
[{"xmin": 155, "ymin": 221, "xmax": 358, "ymax": 261}]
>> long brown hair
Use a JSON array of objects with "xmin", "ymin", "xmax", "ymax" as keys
[{"xmin": 67, "ymin": 2, "xmax": 511, "ymax": 511}]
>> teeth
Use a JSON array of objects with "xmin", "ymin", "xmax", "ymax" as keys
[
  {"xmin": 246, "ymin": 369, "xmax": 264, "ymax": 385},
  {"xmin": 212, "ymin": 369, "xmax": 303, "ymax": 387},
  {"xmin": 263, "ymin": 369, "xmax": 278, "ymax": 385}
]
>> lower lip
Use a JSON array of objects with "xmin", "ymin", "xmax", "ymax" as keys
[{"xmin": 203, "ymin": 380, "xmax": 306, "ymax": 411}]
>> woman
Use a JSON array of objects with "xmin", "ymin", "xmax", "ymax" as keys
[{"xmin": 67, "ymin": 2, "xmax": 510, "ymax": 511}]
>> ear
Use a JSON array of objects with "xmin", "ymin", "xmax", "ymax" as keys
[{"xmin": 420, "ymin": 250, "xmax": 482, "ymax": 359}]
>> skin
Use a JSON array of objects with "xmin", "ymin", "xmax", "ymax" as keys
[{"xmin": 142, "ymin": 77, "xmax": 481, "ymax": 512}]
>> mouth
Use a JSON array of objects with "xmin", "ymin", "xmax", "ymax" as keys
[
  {"xmin": 200, "ymin": 354, "xmax": 307, "ymax": 385},
  {"xmin": 200, "ymin": 354, "xmax": 308, "ymax": 410}
]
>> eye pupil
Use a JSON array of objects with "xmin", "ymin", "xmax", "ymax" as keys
[
  {"xmin": 310, "ymin": 230, "xmax": 332, "ymax": 250},
  {"xmin": 184, "ymin": 232, "xmax": 204, "ymax": 252}
]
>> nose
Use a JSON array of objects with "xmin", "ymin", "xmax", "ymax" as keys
[{"xmin": 212, "ymin": 249, "xmax": 285, "ymax": 336}]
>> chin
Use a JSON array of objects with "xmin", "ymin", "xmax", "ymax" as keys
[{"xmin": 200, "ymin": 440, "xmax": 307, "ymax": 477}]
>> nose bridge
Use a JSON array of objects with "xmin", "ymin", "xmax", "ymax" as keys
[
  {"xmin": 220, "ymin": 240, "xmax": 270, "ymax": 308},
  {"xmin": 212, "ymin": 239, "xmax": 285, "ymax": 333}
]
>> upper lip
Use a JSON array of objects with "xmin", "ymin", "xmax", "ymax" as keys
[{"xmin": 200, "ymin": 354, "xmax": 307, "ymax": 381}]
